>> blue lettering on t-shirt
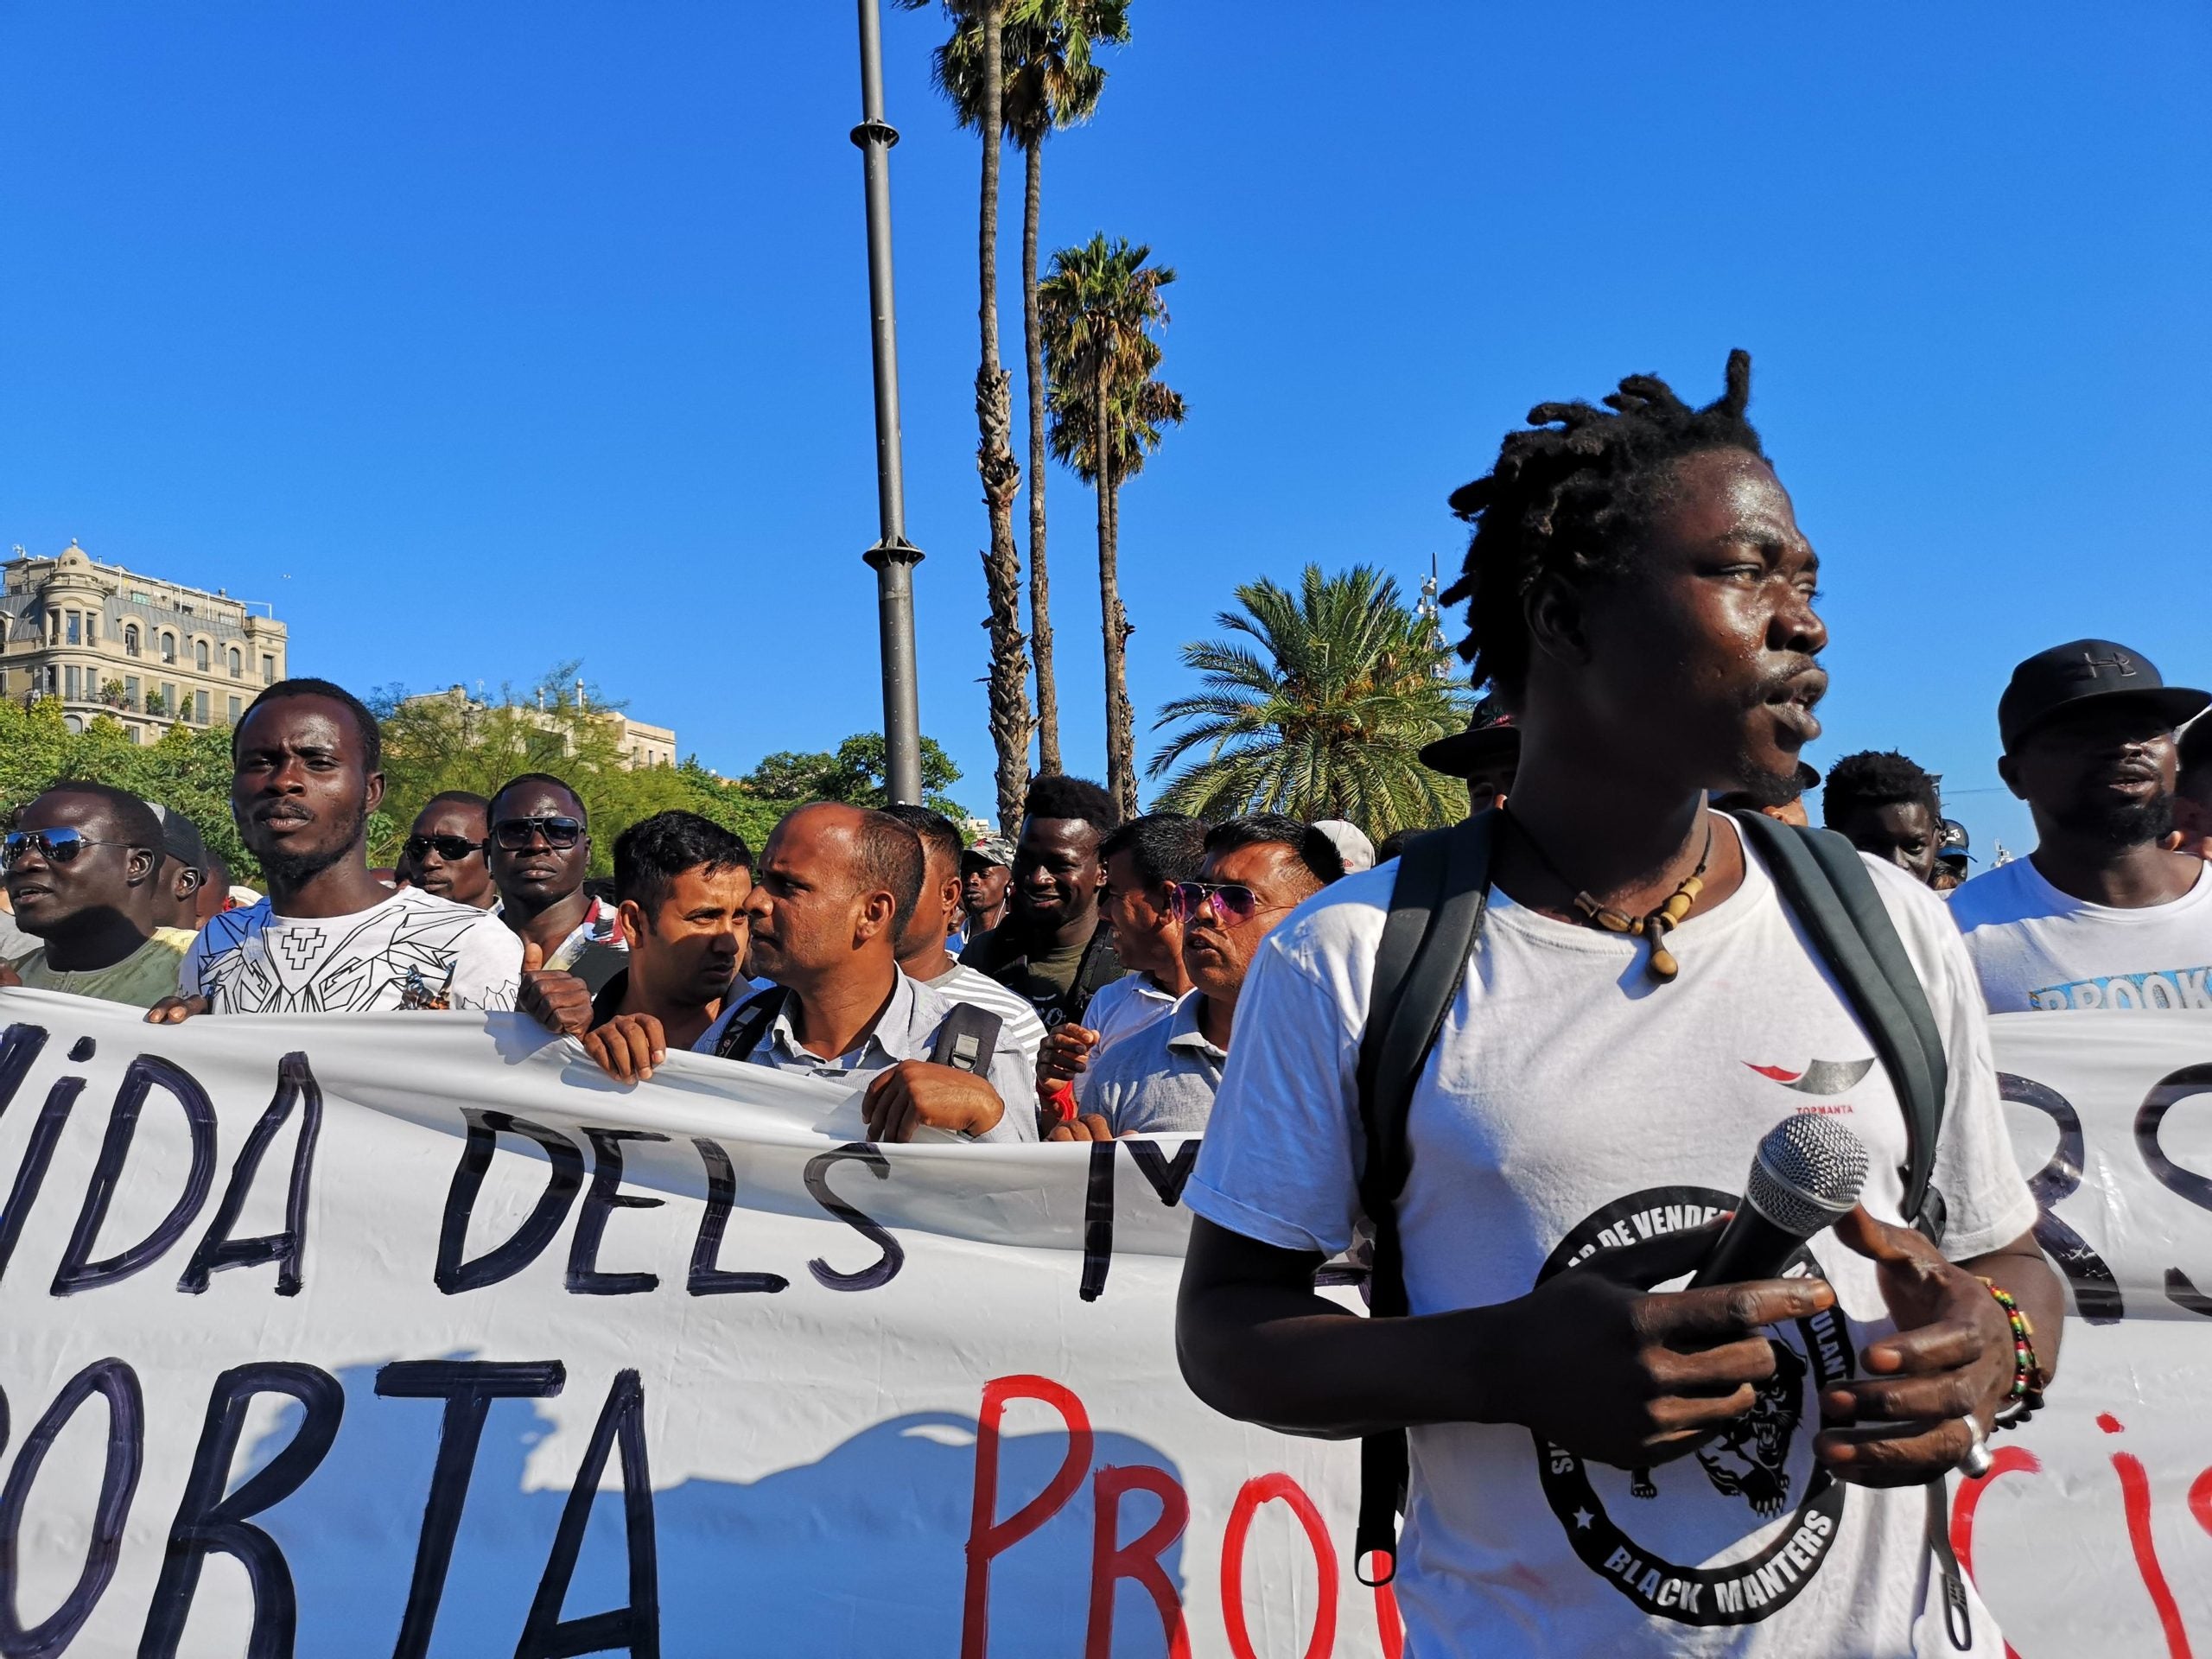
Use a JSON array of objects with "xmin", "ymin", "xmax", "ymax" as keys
[{"xmin": 2026, "ymin": 966, "xmax": 2212, "ymax": 1011}]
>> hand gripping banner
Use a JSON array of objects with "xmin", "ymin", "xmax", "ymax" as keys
[{"xmin": 0, "ymin": 988, "xmax": 2206, "ymax": 1657}]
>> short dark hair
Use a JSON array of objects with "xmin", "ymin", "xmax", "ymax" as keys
[
  {"xmin": 613, "ymin": 810, "xmax": 753, "ymax": 919},
  {"xmin": 880, "ymin": 803, "xmax": 963, "ymax": 873},
  {"xmin": 38, "ymin": 782, "xmax": 164, "ymax": 857},
  {"xmin": 490, "ymin": 772, "xmax": 586, "ymax": 826},
  {"xmin": 1100, "ymin": 813, "xmax": 1207, "ymax": 893},
  {"xmin": 1443, "ymin": 352, "xmax": 1766, "ymax": 707},
  {"xmin": 236, "ymin": 678, "xmax": 383, "ymax": 772},
  {"xmin": 1023, "ymin": 774, "xmax": 1117, "ymax": 839},
  {"xmin": 1204, "ymin": 813, "xmax": 1345, "ymax": 889},
  {"xmin": 205, "ymin": 849, "xmax": 231, "ymax": 892},
  {"xmin": 1822, "ymin": 750, "xmax": 1942, "ymax": 830},
  {"xmin": 420, "ymin": 791, "xmax": 492, "ymax": 823},
  {"xmin": 854, "ymin": 810, "xmax": 927, "ymax": 942}
]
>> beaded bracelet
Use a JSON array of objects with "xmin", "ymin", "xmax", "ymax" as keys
[{"xmin": 1980, "ymin": 1278, "xmax": 2046, "ymax": 1430}]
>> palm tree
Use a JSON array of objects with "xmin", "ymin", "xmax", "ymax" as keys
[
  {"xmin": 1038, "ymin": 233, "xmax": 1185, "ymax": 818},
  {"xmin": 935, "ymin": 1, "xmax": 1129, "ymax": 779},
  {"xmin": 902, "ymin": 0, "xmax": 1031, "ymax": 830},
  {"xmin": 1148, "ymin": 565, "xmax": 1472, "ymax": 836}
]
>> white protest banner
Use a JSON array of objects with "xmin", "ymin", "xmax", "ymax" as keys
[{"xmin": 0, "ymin": 988, "xmax": 2206, "ymax": 1658}]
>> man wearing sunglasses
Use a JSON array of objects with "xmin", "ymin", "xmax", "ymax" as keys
[
  {"xmin": 0, "ymin": 784, "xmax": 198, "ymax": 1007},
  {"xmin": 487, "ymin": 774, "xmax": 627, "ymax": 993},
  {"xmin": 397, "ymin": 792, "xmax": 497, "ymax": 909},
  {"xmin": 149, "ymin": 679, "xmax": 522, "ymax": 1019},
  {"xmin": 1057, "ymin": 816, "xmax": 1343, "ymax": 1140}
]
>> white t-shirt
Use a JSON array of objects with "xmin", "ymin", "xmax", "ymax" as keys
[
  {"xmin": 181, "ymin": 889, "xmax": 524, "ymax": 1013},
  {"xmin": 1187, "ymin": 817, "xmax": 2035, "ymax": 1658},
  {"xmin": 1071, "ymin": 971, "xmax": 1179, "ymax": 1104},
  {"xmin": 1948, "ymin": 855, "xmax": 2212, "ymax": 1013}
]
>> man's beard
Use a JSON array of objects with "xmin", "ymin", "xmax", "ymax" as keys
[
  {"xmin": 251, "ymin": 802, "xmax": 369, "ymax": 889},
  {"xmin": 2052, "ymin": 790, "xmax": 2177, "ymax": 848},
  {"xmin": 1719, "ymin": 748, "xmax": 1804, "ymax": 811}
]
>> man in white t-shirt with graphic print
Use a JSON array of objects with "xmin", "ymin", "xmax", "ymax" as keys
[
  {"xmin": 1176, "ymin": 354, "xmax": 2059, "ymax": 1658},
  {"xmin": 148, "ymin": 680, "xmax": 521, "ymax": 1020},
  {"xmin": 1950, "ymin": 639, "xmax": 2212, "ymax": 1012}
]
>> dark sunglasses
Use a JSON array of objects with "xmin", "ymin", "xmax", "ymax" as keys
[
  {"xmin": 2, "ymin": 828, "xmax": 141, "ymax": 869},
  {"xmin": 1170, "ymin": 880, "xmax": 1292, "ymax": 927},
  {"xmin": 404, "ymin": 833, "xmax": 484, "ymax": 863},
  {"xmin": 491, "ymin": 815, "xmax": 584, "ymax": 851}
]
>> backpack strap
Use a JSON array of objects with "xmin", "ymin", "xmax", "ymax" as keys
[
  {"xmin": 1351, "ymin": 809, "xmax": 1497, "ymax": 1586},
  {"xmin": 927, "ymin": 1001, "xmax": 1003, "ymax": 1077},
  {"xmin": 710, "ymin": 984, "xmax": 792, "ymax": 1063},
  {"xmin": 1728, "ymin": 812, "xmax": 1948, "ymax": 1228},
  {"xmin": 1728, "ymin": 812, "xmax": 1972, "ymax": 1651}
]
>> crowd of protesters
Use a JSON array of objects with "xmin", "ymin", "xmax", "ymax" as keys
[
  {"xmin": 4, "ymin": 614, "xmax": 2205, "ymax": 1144},
  {"xmin": 4, "ymin": 351, "xmax": 2209, "ymax": 1654}
]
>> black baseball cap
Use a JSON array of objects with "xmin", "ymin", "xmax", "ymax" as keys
[
  {"xmin": 1997, "ymin": 639, "xmax": 2209, "ymax": 752},
  {"xmin": 147, "ymin": 804, "xmax": 208, "ymax": 874}
]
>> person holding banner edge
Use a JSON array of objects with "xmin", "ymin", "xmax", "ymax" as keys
[
  {"xmin": 147, "ymin": 680, "xmax": 522, "ymax": 1019},
  {"xmin": 583, "ymin": 803, "xmax": 1037, "ymax": 1142},
  {"xmin": 1177, "ymin": 356, "xmax": 2060, "ymax": 1656},
  {"xmin": 518, "ymin": 810, "xmax": 755, "ymax": 1062}
]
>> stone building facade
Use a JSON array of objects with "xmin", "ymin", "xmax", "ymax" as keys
[{"xmin": 0, "ymin": 543, "xmax": 289, "ymax": 742}]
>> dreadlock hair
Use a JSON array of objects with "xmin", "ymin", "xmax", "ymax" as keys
[
  {"xmin": 1443, "ymin": 351, "xmax": 1766, "ymax": 708},
  {"xmin": 1821, "ymin": 750, "xmax": 1942, "ymax": 830}
]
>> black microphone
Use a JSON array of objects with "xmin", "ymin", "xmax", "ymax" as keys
[{"xmin": 1688, "ymin": 1114, "xmax": 1869, "ymax": 1288}]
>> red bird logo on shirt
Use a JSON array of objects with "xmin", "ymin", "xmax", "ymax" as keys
[{"xmin": 1744, "ymin": 1058, "xmax": 1875, "ymax": 1096}]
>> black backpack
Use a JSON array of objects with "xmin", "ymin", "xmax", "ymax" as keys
[
  {"xmin": 710, "ymin": 982, "xmax": 1006, "ymax": 1078},
  {"xmin": 1351, "ymin": 808, "xmax": 1973, "ymax": 1647}
]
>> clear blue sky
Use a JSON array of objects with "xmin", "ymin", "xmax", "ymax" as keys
[{"xmin": 6, "ymin": 3, "xmax": 2208, "ymax": 855}]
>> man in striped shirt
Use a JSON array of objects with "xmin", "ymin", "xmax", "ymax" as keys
[{"xmin": 883, "ymin": 804, "xmax": 1046, "ymax": 1086}]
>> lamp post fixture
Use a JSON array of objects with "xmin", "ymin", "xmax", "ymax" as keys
[{"xmin": 853, "ymin": 0, "xmax": 924, "ymax": 805}]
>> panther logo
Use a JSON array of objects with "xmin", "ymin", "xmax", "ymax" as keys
[
  {"xmin": 1535, "ymin": 1185, "xmax": 1853, "ymax": 1627},
  {"xmin": 1694, "ymin": 1340, "xmax": 1807, "ymax": 1516},
  {"xmin": 1625, "ymin": 1339, "xmax": 1807, "ymax": 1516}
]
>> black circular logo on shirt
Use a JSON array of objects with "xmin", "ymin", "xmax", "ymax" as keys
[{"xmin": 1530, "ymin": 1185, "xmax": 1856, "ymax": 1626}]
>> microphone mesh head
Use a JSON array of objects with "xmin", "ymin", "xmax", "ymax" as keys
[{"xmin": 1745, "ymin": 1114, "xmax": 1869, "ymax": 1238}]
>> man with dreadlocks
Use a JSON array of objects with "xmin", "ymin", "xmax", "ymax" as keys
[
  {"xmin": 1176, "ymin": 354, "xmax": 2055, "ymax": 1656},
  {"xmin": 1823, "ymin": 749, "xmax": 1948, "ymax": 885}
]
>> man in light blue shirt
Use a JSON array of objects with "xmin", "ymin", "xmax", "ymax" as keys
[{"xmin": 1064, "ymin": 814, "xmax": 1342, "ymax": 1139}]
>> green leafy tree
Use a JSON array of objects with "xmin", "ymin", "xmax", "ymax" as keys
[
  {"xmin": 1147, "ymin": 564, "xmax": 1472, "ymax": 837},
  {"xmin": 0, "ymin": 698, "xmax": 262, "ymax": 883},
  {"xmin": 372, "ymin": 665, "xmax": 697, "ymax": 876},
  {"xmin": 743, "ymin": 735, "xmax": 970, "ymax": 823},
  {"xmin": 1039, "ymin": 232, "xmax": 1186, "ymax": 819},
  {"xmin": 742, "ymin": 750, "xmax": 839, "ymax": 800},
  {"xmin": 671, "ymin": 760, "xmax": 792, "ymax": 853},
  {"xmin": 933, "ymin": 0, "xmax": 1131, "ymax": 776}
]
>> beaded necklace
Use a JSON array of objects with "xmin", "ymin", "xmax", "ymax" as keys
[{"xmin": 1503, "ymin": 810, "xmax": 1715, "ymax": 985}]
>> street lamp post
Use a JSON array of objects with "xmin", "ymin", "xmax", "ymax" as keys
[{"xmin": 853, "ymin": 0, "xmax": 924, "ymax": 805}]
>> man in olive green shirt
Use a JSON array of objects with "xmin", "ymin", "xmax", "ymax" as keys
[{"xmin": 1, "ymin": 783, "xmax": 195, "ymax": 1007}]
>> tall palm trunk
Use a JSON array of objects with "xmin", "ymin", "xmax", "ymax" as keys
[
  {"xmin": 1021, "ymin": 136, "xmax": 1061, "ymax": 776},
  {"xmin": 975, "ymin": 0, "xmax": 1031, "ymax": 830},
  {"xmin": 1096, "ymin": 353, "xmax": 1137, "ymax": 818}
]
